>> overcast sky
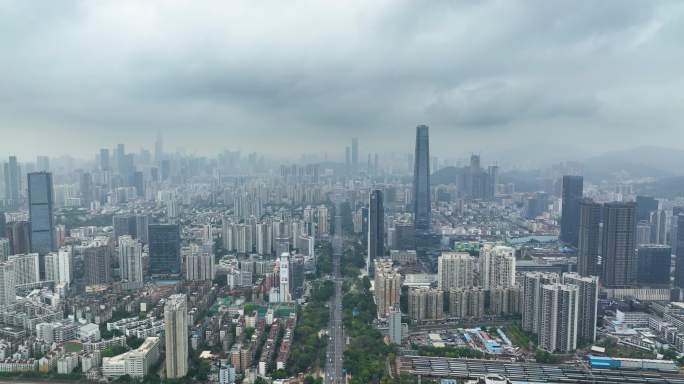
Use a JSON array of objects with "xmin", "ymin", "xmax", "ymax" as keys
[{"xmin": 1, "ymin": 0, "xmax": 684, "ymax": 164}]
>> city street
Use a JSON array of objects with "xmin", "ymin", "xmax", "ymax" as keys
[{"xmin": 325, "ymin": 208, "xmax": 345, "ymax": 384}]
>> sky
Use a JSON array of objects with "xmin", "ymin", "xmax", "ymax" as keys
[{"xmin": 1, "ymin": 0, "xmax": 684, "ymax": 164}]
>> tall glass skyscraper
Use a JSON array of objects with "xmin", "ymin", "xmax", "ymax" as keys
[
  {"xmin": 367, "ymin": 189, "xmax": 384, "ymax": 277},
  {"xmin": 149, "ymin": 224, "xmax": 181, "ymax": 276},
  {"xmin": 4, "ymin": 156, "xmax": 20, "ymax": 207},
  {"xmin": 28, "ymin": 172, "xmax": 55, "ymax": 255},
  {"xmin": 413, "ymin": 125, "xmax": 431, "ymax": 234},
  {"xmin": 560, "ymin": 175, "xmax": 584, "ymax": 247}
]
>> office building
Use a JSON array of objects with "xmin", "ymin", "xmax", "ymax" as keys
[
  {"xmin": 119, "ymin": 236, "xmax": 143, "ymax": 284},
  {"xmin": 28, "ymin": 172, "xmax": 55, "ymax": 257},
  {"xmin": 560, "ymin": 175, "xmax": 583, "ymax": 247},
  {"xmin": 317, "ymin": 205, "xmax": 329, "ymax": 235},
  {"xmin": 602, "ymin": 202, "xmax": 637, "ymax": 288},
  {"xmin": 562, "ymin": 273, "xmax": 599, "ymax": 343},
  {"xmin": 149, "ymin": 224, "xmax": 181, "ymax": 276},
  {"xmin": 3, "ymin": 156, "xmax": 19, "ymax": 207},
  {"xmin": 413, "ymin": 125, "xmax": 431, "ymax": 234},
  {"xmin": 351, "ymin": 137, "xmax": 359, "ymax": 174},
  {"xmin": 479, "ymin": 244, "xmax": 515, "ymax": 289},
  {"xmin": 367, "ymin": 189, "xmax": 384, "ymax": 277},
  {"xmin": 577, "ymin": 199, "xmax": 602, "ymax": 277},
  {"xmin": 6, "ymin": 221, "xmax": 30, "ymax": 255},
  {"xmin": 135, "ymin": 215, "xmax": 149, "ymax": 244},
  {"xmin": 100, "ymin": 149, "xmax": 110, "ymax": 171},
  {"xmin": 437, "ymin": 252, "xmax": 474, "ymax": 290},
  {"xmin": 636, "ymin": 196, "xmax": 659, "ymax": 222},
  {"xmin": 164, "ymin": 294, "xmax": 188, "ymax": 379},
  {"xmin": 637, "ymin": 245, "xmax": 671, "ymax": 287},
  {"xmin": 113, "ymin": 215, "xmax": 137, "ymax": 244},
  {"xmin": 373, "ymin": 259, "xmax": 401, "ymax": 318},
  {"xmin": 0, "ymin": 262, "xmax": 15, "ymax": 307},
  {"xmin": 538, "ymin": 283, "xmax": 578, "ymax": 353}
]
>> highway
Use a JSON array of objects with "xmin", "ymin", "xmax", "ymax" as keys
[{"xmin": 325, "ymin": 207, "xmax": 345, "ymax": 384}]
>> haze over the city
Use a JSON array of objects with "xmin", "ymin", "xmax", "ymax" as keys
[{"xmin": 2, "ymin": 0, "xmax": 684, "ymax": 165}]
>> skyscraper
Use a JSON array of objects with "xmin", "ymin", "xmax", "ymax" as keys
[
  {"xmin": 639, "ymin": 245, "xmax": 672, "ymax": 287},
  {"xmin": 636, "ymin": 195, "xmax": 659, "ymax": 222},
  {"xmin": 45, "ymin": 248, "xmax": 71, "ymax": 286},
  {"xmin": 602, "ymin": 202, "xmax": 637, "ymax": 288},
  {"xmin": 6, "ymin": 221, "xmax": 30, "ymax": 255},
  {"xmin": 367, "ymin": 189, "xmax": 384, "ymax": 277},
  {"xmin": 28, "ymin": 172, "xmax": 55, "ymax": 260},
  {"xmin": 3, "ymin": 156, "xmax": 20, "ymax": 207},
  {"xmin": 84, "ymin": 243, "xmax": 111, "ymax": 285},
  {"xmin": 577, "ymin": 199, "xmax": 602, "ymax": 277},
  {"xmin": 560, "ymin": 175, "xmax": 583, "ymax": 247},
  {"xmin": 149, "ymin": 224, "xmax": 181, "ymax": 276},
  {"xmin": 99, "ymin": 149, "xmax": 110, "ymax": 171},
  {"xmin": 164, "ymin": 294, "xmax": 188, "ymax": 379},
  {"xmin": 351, "ymin": 137, "xmax": 359, "ymax": 174},
  {"xmin": 279, "ymin": 253, "xmax": 291, "ymax": 302},
  {"xmin": 413, "ymin": 125, "xmax": 431, "ymax": 234}
]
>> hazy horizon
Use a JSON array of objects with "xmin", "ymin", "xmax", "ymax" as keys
[{"xmin": 2, "ymin": 1, "xmax": 684, "ymax": 163}]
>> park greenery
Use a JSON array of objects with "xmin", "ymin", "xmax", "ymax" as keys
[
  {"xmin": 286, "ymin": 280, "xmax": 333, "ymax": 375},
  {"xmin": 413, "ymin": 345, "xmax": 484, "ymax": 359},
  {"xmin": 342, "ymin": 277, "xmax": 394, "ymax": 384},
  {"xmin": 316, "ymin": 241, "xmax": 333, "ymax": 277}
]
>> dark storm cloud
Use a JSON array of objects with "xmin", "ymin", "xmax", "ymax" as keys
[{"xmin": 0, "ymin": 0, "xmax": 683, "ymax": 161}]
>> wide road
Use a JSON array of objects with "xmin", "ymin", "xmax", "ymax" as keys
[{"xmin": 325, "ymin": 206, "xmax": 345, "ymax": 384}]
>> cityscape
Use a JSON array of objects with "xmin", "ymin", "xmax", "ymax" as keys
[{"xmin": 2, "ymin": 2, "xmax": 684, "ymax": 384}]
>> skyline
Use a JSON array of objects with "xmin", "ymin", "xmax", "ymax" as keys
[{"xmin": 2, "ymin": 1, "xmax": 684, "ymax": 162}]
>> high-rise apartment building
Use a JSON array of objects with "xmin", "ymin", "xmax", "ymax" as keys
[
  {"xmin": 408, "ymin": 287, "xmax": 443, "ymax": 322},
  {"xmin": 164, "ymin": 294, "xmax": 188, "ymax": 379},
  {"xmin": 602, "ymin": 202, "xmax": 637, "ymax": 287},
  {"xmin": 367, "ymin": 189, "xmax": 384, "ymax": 277},
  {"xmin": 119, "ymin": 236, "xmax": 143, "ymax": 284},
  {"xmin": 521, "ymin": 272, "xmax": 559, "ymax": 334},
  {"xmin": 675, "ymin": 214, "xmax": 684, "ymax": 288},
  {"xmin": 45, "ymin": 247, "xmax": 71, "ymax": 286},
  {"xmin": 6, "ymin": 221, "xmax": 30, "ymax": 255},
  {"xmin": 28, "ymin": 172, "xmax": 55, "ymax": 257},
  {"xmin": 8, "ymin": 253, "xmax": 40, "ymax": 286},
  {"xmin": 185, "ymin": 242, "xmax": 215, "ymax": 282},
  {"xmin": 560, "ymin": 175, "xmax": 583, "ymax": 247},
  {"xmin": 0, "ymin": 262, "xmax": 15, "ymax": 307},
  {"xmin": 279, "ymin": 253, "xmax": 291, "ymax": 302},
  {"xmin": 373, "ymin": 259, "xmax": 401, "ymax": 318},
  {"xmin": 413, "ymin": 125, "xmax": 431, "ymax": 234},
  {"xmin": 479, "ymin": 244, "xmax": 515, "ymax": 289},
  {"xmin": 84, "ymin": 243, "xmax": 111, "ymax": 285},
  {"xmin": 538, "ymin": 283, "xmax": 578, "ymax": 353},
  {"xmin": 437, "ymin": 252, "xmax": 474, "ymax": 290},
  {"xmin": 149, "ymin": 224, "xmax": 181, "ymax": 276},
  {"xmin": 562, "ymin": 273, "xmax": 598, "ymax": 343},
  {"xmin": 577, "ymin": 199, "xmax": 602, "ymax": 277},
  {"xmin": 636, "ymin": 195, "xmax": 659, "ymax": 222}
]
